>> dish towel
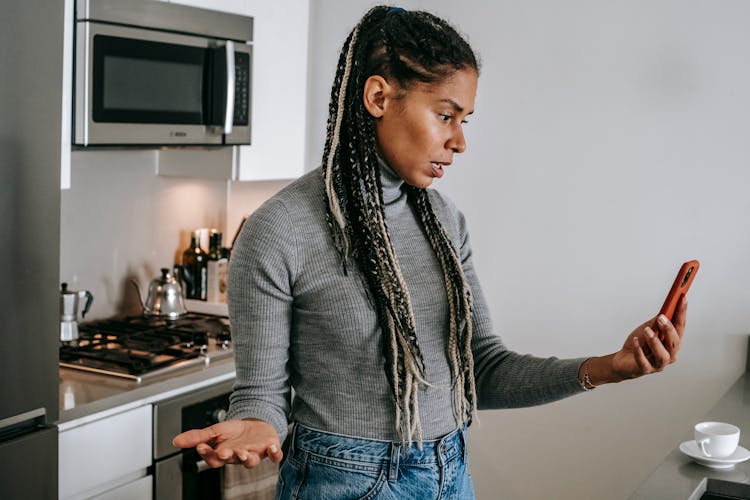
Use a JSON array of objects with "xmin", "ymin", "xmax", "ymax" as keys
[{"xmin": 222, "ymin": 460, "xmax": 279, "ymax": 500}]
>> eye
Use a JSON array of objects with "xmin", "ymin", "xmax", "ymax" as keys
[{"xmin": 439, "ymin": 114, "xmax": 453, "ymax": 123}]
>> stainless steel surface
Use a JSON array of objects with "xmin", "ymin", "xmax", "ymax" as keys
[
  {"xmin": 195, "ymin": 460, "xmax": 211, "ymax": 474},
  {"xmin": 0, "ymin": 426, "xmax": 58, "ymax": 499},
  {"xmin": 60, "ymin": 355, "xmax": 212, "ymax": 382},
  {"xmin": 75, "ymin": 19, "xmax": 91, "ymax": 145},
  {"xmin": 77, "ymin": 0, "xmax": 253, "ymax": 42},
  {"xmin": 155, "ymin": 454, "xmax": 183, "ymax": 500},
  {"xmin": 135, "ymin": 268, "xmax": 187, "ymax": 319},
  {"xmin": 153, "ymin": 379, "xmax": 233, "ymax": 459},
  {"xmin": 59, "ymin": 313, "xmax": 233, "ymax": 382},
  {"xmin": 74, "ymin": 22, "xmax": 235, "ymax": 146},
  {"xmin": 1, "ymin": 0, "xmax": 63, "ymax": 496},
  {"xmin": 0, "ymin": 0, "xmax": 62, "ymax": 428},
  {"xmin": 152, "ymin": 377, "xmax": 233, "ymax": 499},
  {"xmin": 59, "ymin": 357, "xmax": 235, "ymax": 424},
  {"xmin": 0, "ymin": 408, "xmax": 46, "ymax": 430},
  {"xmin": 59, "ymin": 321, "xmax": 79, "ymax": 343},
  {"xmin": 224, "ymin": 40, "xmax": 236, "ymax": 134},
  {"xmin": 60, "ymin": 283, "xmax": 93, "ymax": 341},
  {"xmin": 73, "ymin": 0, "xmax": 253, "ymax": 146}
]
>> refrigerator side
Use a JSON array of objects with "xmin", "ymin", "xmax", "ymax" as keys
[{"xmin": 0, "ymin": 0, "xmax": 66, "ymax": 498}]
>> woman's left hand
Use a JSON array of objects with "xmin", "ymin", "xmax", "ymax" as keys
[{"xmin": 583, "ymin": 295, "xmax": 687, "ymax": 386}]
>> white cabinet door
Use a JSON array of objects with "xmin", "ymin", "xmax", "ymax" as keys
[
  {"xmin": 169, "ymin": 0, "xmax": 310, "ymax": 181},
  {"xmin": 59, "ymin": 406, "xmax": 152, "ymax": 499},
  {"xmin": 236, "ymin": 0, "xmax": 309, "ymax": 181}
]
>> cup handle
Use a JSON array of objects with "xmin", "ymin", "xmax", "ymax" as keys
[{"xmin": 698, "ymin": 438, "xmax": 712, "ymax": 457}]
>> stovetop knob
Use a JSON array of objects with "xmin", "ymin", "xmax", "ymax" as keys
[{"xmin": 211, "ymin": 408, "xmax": 228, "ymax": 424}]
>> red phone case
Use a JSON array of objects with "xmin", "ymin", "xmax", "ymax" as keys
[{"xmin": 658, "ymin": 260, "xmax": 699, "ymax": 323}]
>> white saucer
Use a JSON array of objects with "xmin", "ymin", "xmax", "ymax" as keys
[{"xmin": 679, "ymin": 440, "xmax": 750, "ymax": 469}]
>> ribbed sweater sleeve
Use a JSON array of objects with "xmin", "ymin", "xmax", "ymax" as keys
[{"xmin": 226, "ymin": 199, "xmax": 295, "ymax": 441}]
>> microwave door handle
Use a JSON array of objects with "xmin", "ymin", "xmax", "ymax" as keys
[{"xmin": 223, "ymin": 40, "xmax": 236, "ymax": 135}]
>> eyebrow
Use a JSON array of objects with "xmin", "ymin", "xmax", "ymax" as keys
[{"xmin": 440, "ymin": 98, "xmax": 474, "ymax": 115}]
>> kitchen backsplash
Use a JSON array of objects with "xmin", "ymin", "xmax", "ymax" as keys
[{"xmin": 60, "ymin": 149, "xmax": 290, "ymax": 319}]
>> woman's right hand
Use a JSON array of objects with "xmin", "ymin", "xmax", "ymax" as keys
[{"xmin": 172, "ymin": 418, "xmax": 283, "ymax": 469}]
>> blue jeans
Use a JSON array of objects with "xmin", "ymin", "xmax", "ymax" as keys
[{"xmin": 275, "ymin": 424, "xmax": 474, "ymax": 500}]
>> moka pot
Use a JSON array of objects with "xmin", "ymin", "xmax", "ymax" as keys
[{"xmin": 60, "ymin": 282, "xmax": 93, "ymax": 342}]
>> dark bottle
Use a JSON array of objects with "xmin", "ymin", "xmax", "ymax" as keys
[
  {"xmin": 208, "ymin": 230, "xmax": 222, "ymax": 260},
  {"xmin": 182, "ymin": 230, "xmax": 208, "ymax": 300},
  {"xmin": 206, "ymin": 230, "xmax": 228, "ymax": 303}
]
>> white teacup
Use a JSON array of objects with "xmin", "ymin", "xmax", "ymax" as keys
[{"xmin": 694, "ymin": 422, "xmax": 740, "ymax": 458}]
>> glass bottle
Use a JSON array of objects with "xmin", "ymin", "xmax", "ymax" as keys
[
  {"xmin": 206, "ymin": 230, "xmax": 228, "ymax": 303},
  {"xmin": 182, "ymin": 230, "xmax": 207, "ymax": 300}
]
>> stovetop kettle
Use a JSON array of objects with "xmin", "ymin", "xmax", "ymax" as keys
[
  {"xmin": 60, "ymin": 282, "xmax": 93, "ymax": 342},
  {"xmin": 131, "ymin": 268, "xmax": 187, "ymax": 319}
]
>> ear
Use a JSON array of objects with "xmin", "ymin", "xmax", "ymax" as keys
[{"xmin": 362, "ymin": 75, "xmax": 393, "ymax": 118}]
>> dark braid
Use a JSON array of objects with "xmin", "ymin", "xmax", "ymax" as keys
[{"xmin": 321, "ymin": 6, "xmax": 479, "ymax": 445}]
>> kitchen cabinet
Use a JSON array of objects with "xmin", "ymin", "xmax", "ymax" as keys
[
  {"xmin": 59, "ymin": 405, "xmax": 152, "ymax": 499},
  {"xmin": 166, "ymin": 0, "xmax": 310, "ymax": 181}
]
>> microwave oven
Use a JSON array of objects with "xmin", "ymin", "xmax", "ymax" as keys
[{"xmin": 74, "ymin": 0, "xmax": 253, "ymax": 146}]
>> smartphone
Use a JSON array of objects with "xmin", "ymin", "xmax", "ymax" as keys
[{"xmin": 658, "ymin": 260, "xmax": 699, "ymax": 324}]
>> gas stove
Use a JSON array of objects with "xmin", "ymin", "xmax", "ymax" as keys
[{"xmin": 59, "ymin": 313, "xmax": 233, "ymax": 382}]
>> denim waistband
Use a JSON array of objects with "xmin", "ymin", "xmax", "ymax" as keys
[{"xmin": 289, "ymin": 424, "xmax": 467, "ymax": 467}]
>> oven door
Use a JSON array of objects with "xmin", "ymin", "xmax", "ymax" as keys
[
  {"xmin": 74, "ymin": 22, "xmax": 251, "ymax": 146},
  {"xmin": 156, "ymin": 450, "xmax": 223, "ymax": 500},
  {"xmin": 153, "ymin": 379, "xmax": 234, "ymax": 500}
]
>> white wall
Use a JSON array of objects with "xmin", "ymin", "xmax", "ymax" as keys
[
  {"xmin": 60, "ymin": 150, "xmax": 290, "ymax": 318},
  {"xmin": 60, "ymin": 150, "xmax": 229, "ymax": 317},
  {"xmin": 306, "ymin": 1, "xmax": 750, "ymax": 498}
]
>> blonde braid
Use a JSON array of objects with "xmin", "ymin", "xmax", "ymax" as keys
[{"xmin": 321, "ymin": 6, "xmax": 480, "ymax": 445}]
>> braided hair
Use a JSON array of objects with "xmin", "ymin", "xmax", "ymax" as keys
[{"xmin": 321, "ymin": 6, "xmax": 479, "ymax": 445}]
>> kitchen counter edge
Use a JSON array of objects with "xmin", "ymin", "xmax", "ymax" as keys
[{"xmin": 58, "ymin": 359, "xmax": 236, "ymax": 430}]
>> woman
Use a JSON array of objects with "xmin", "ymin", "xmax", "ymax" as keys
[{"xmin": 174, "ymin": 6, "xmax": 686, "ymax": 499}]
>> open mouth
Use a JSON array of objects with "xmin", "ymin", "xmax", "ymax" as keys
[{"xmin": 431, "ymin": 162, "xmax": 446, "ymax": 178}]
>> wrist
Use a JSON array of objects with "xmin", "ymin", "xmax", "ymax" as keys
[
  {"xmin": 581, "ymin": 354, "xmax": 626, "ymax": 388},
  {"xmin": 578, "ymin": 358, "xmax": 596, "ymax": 390}
]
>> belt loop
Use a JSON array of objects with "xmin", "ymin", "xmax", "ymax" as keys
[
  {"xmin": 461, "ymin": 424, "xmax": 469, "ymax": 463},
  {"xmin": 388, "ymin": 442, "xmax": 401, "ymax": 482}
]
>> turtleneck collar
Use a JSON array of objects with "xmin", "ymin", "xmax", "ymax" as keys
[{"xmin": 377, "ymin": 155, "xmax": 406, "ymax": 205}]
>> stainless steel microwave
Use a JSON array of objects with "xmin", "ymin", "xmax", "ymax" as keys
[{"xmin": 74, "ymin": 0, "xmax": 253, "ymax": 146}]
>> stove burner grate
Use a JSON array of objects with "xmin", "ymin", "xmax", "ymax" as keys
[{"xmin": 59, "ymin": 313, "xmax": 232, "ymax": 381}]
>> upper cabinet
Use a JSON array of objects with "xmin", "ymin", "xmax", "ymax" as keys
[{"xmin": 166, "ymin": 0, "xmax": 310, "ymax": 181}]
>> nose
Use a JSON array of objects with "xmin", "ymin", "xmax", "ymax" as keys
[{"xmin": 447, "ymin": 124, "xmax": 467, "ymax": 154}]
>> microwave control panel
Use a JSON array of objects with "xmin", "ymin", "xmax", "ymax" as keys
[{"xmin": 234, "ymin": 52, "xmax": 250, "ymax": 126}]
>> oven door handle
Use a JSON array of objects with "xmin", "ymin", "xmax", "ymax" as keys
[{"xmin": 189, "ymin": 459, "xmax": 213, "ymax": 474}]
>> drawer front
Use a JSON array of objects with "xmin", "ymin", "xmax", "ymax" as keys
[
  {"xmin": 93, "ymin": 475, "xmax": 153, "ymax": 500},
  {"xmin": 59, "ymin": 405, "xmax": 152, "ymax": 499}
]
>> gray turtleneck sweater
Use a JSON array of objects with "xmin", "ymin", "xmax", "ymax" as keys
[{"xmin": 226, "ymin": 164, "xmax": 585, "ymax": 442}]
